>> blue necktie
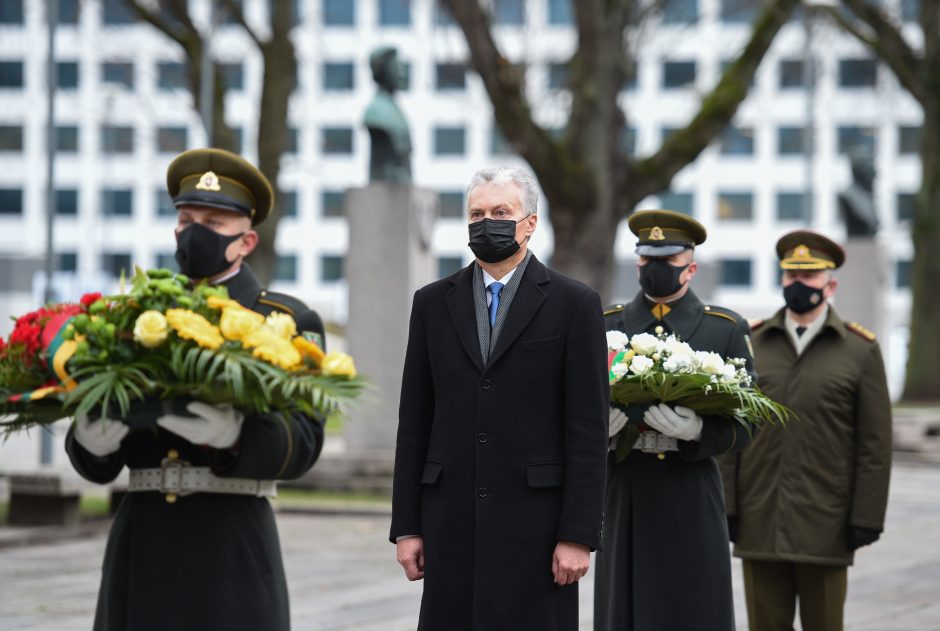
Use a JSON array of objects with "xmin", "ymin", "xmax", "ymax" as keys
[{"xmin": 488, "ymin": 282, "xmax": 504, "ymax": 328}]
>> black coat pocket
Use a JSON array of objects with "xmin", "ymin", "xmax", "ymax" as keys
[
  {"xmin": 520, "ymin": 335, "xmax": 561, "ymax": 352},
  {"xmin": 421, "ymin": 461, "xmax": 443, "ymax": 485},
  {"xmin": 526, "ymin": 461, "xmax": 565, "ymax": 488}
]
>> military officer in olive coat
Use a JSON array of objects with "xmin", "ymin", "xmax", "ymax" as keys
[
  {"xmin": 719, "ymin": 231, "xmax": 892, "ymax": 631},
  {"xmin": 594, "ymin": 210, "xmax": 755, "ymax": 631},
  {"xmin": 66, "ymin": 148, "xmax": 326, "ymax": 631}
]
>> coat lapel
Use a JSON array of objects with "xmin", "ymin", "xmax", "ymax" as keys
[
  {"xmin": 662, "ymin": 290, "xmax": 705, "ymax": 340},
  {"xmin": 620, "ymin": 290, "xmax": 657, "ymax": 333},
  {"xmin": 485, "ymin": 257, "xmax": 549, "ymax": 370},
  {"xmin": 445, "ymin": 264, "xmax": 486, "ymax": 373},
  {"xmin": 221, "ymin": 264, "xmax": 263, "ymax": 308}
]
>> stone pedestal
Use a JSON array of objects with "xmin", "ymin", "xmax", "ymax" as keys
[
  {"xmin": 7, "ymin": 474, "xmax": 80, "ymax": 526},
  {"xmin": 836, "ymin": 238, "xmax": 887, "ymax": 345},
  {"xmin": 343, "ymin": 184, "xmax": 437, "ymax": 455}
]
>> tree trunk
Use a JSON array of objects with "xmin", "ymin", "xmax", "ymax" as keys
[{"xmin": 548, "ymin": 200, "xmax": 618, "ymax": 301}]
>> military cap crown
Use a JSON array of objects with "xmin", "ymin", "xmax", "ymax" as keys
[
  {"xmin": 628, "ymin": 209, "xmax": 707, "ymax": 256},
  {"xmin": 167, "ymin": 148, "xmax": 274, "ymax": 225},
  {"xmin": 776, "ymin": 230, "xmax": 845, "ymax": 270}
]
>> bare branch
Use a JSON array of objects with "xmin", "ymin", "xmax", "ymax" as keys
[
  {"xmin": 123, "ymin": 0, "xmax": 190, "ymax": 48},
  {"xmin": 219, "ymin": 0, "xmax": 265, "ymax": 48}
]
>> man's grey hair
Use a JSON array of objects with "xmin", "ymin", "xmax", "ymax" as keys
[{"xmin": 466, "ymin": 167, "xmax": 540, "ymax": 216}]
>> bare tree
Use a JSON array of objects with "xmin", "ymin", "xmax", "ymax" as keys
[
  {"xmin": 124, "ymin": 0, "xmax": 297, "ymax": 284},
  {"xmin": 824, "ymin": 0, "xmax": 939, "ymax": 401},
  {"xmin": 441, "ymin": 0, "xmax": 801, "ymax": 296}
]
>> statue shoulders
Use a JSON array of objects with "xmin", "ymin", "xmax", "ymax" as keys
[{"xmin": 365, "ymin": 94, "xmax": 406, "ymax": 130}]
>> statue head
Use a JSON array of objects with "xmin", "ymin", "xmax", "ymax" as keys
[
  {"xmin": 370, "ymin": 46, "xmax": 408, "ymax": 93},
  {"xmin": 847, "ymin": 145, "xmax": 875, "ymax": 192}
]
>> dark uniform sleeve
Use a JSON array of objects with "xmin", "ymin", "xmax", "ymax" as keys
[{"xmin": 65, "ymin": 429, "xmax": 126, "ymax": 484}]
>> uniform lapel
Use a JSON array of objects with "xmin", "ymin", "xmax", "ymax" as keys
[
  {"xmin": 620, "ymin": 290, "xmax": 657, "ymax": 333},
  {"xmin": 661, "ymin": 290, "xmax": 705, "ymax": 340},
  {"xmin": 220, "ymin": 264, "xmax": 263, "ymax": 308},
  {"xmin": 485, "ymin": 256, "xmax": 549, "ymax": 370},
  {"xmin": 445, "ymin": 264, "xmax": 486, "ymax": 373}
]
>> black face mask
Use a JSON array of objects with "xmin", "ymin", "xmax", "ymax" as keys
[
  {"xmin": 783, "ymin": 281, "xmax": 826, "ymax": 314},
  {"xmin": 639, "ymin": 259, "xmax": 689, "ymax": 298},
  {"xmin": 175, "ymin": 222, "xmax": 244, "ymax": 279},
  {"xmin": 468, "ymin": 218, "xmax": 527, "ymax": 264}
]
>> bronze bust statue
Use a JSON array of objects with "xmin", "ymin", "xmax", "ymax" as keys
[
  {"xmin": 838, "ymin": 147, "xmax": 879, "ymax": 237},
  {"xmin": 364, "ymin": 47, "xmax": 412, "ymax": 183}
]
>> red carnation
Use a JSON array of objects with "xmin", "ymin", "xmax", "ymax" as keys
[{"xmin": 80, "ymin": 292, "xmax": 102, "ymax": 308}]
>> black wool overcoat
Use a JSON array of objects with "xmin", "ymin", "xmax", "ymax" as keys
[{"xmin": 390, "ymin": 256, "xmax": 609, "ymax": 631}]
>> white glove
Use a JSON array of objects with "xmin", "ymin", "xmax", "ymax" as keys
[
  {"xmin": 73, "ymin": 413, "xmax": 129, "ymax": 457},
  {"xmin": 608, "ymin": 407, "xmax": 629, "ymax": 438},
  {"xmin": 156, "ymin": 401, "xmax": 244, "ymax": 449},
  {"xmin": 643, "ymin": 404, "xmax": 703, "ymax": 442}
]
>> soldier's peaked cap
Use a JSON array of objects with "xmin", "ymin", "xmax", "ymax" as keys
[
  {"xmin": 628, "ymin": 209, "xmax": 707, "ymax": 256},
  {"xmin": 776, "ymin": 230, "xmax": 845, "ymax": 270},
  {"xmin": 167, "ymin": 148, "xmax": 274, "ymax": 225}
]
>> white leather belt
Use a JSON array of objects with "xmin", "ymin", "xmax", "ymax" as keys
[
  {"xmin": 127, "ymin": 459, "xmax": 277, "ymax": 499},
  {"xmin": 633, "ymin": 431, "xmax": 679, "ymax": 454}
]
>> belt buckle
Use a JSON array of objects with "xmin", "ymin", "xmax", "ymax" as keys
[{"xmin": 159, "ymin": 457, "xmax": 190, "ymax": 501}]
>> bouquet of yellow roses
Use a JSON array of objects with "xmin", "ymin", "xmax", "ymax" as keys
[{"xmin": 0, "ymin": 267, "xmax": 362, "ymax": 435}]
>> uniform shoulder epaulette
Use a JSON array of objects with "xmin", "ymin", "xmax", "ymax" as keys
[
  {"xmin": 847, "ymin": 321, "xmax": 876, "ymax": 342},
  {"xmin": 603, "ymin": 303, "xmax": 624, "ymax": 317},
  {"xmin": 702, "ymin": 305, "xmax": 740, "ymax": 324},
  {"xmin": 748, "ymin": 318, "xmax": 766, "ymax": 331},
  {"xmin": 257, "ymin": 290, "xmax": 308, "ymax": 317}
]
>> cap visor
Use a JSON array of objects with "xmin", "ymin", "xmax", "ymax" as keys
[{"xmin": 635, "ymin": 244, "xmax": 688, "ymax": 256}]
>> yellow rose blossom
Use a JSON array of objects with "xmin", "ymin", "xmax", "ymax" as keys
[
  {"xmin": 206, "ymin": 295, "xmax": 240, "ymax": 310},
  {"xmin": 242, "ymin": 328, "xmax": 302, "ymax": 370},
  {"xmin": 133, "ymin": 310, "xmax": 169, "ymax": 348},
  {"xmin": 165, "ymin": 308, "xmax": 224, "ymax": 350},
  {"xmin": 321, "ymin": 351, "xmax": 357, "ymax": 379},
  {"xmin": 264, "ymin": 312, "xmax": 297, "ymax": 340},
  {"xmin": 292, "ymin": 336, "xmax": 325, "ymax": 366},
  {"xmin": 219, "ymin": 306, "xmax": 265, "ymax": 341}
]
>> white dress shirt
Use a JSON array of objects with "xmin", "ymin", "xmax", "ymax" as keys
[{"xmin": 785, "ymin": 305, "xmax": 829, "ymax": 356}]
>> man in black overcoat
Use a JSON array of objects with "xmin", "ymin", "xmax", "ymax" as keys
[
  {"xmin": 594, "ymin": 209, "xmax": 755, "ymax": 631},
  {"xmin": 66, "ymin": 148, "xmax": 326, "ymax": 631},
  {"xmin": 391, "ymin": 167, "xmax": 609, "ymax": 631}
]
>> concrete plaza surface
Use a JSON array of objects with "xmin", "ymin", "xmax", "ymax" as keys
[{"xmin": 1, "ymin": 461, "xmax": 938, "ymax": 631}]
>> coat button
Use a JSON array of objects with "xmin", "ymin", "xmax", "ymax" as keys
[
  {"xmin": 481, "ymin": 379, "xmax": 492, "ymax": 390},
  {"xmin": 478, "ymin": 487, "xmax": 488, "ymax": 498},
  {"xmin": 477, "ymin": 433, "xmax": 488, "ymax": 444}
]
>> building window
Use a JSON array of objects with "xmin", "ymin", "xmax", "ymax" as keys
[
  {"xmin": 837, "ymin": 126, "xmax": 876, "ymax": 155},
  {"xmin": 896, "ymin": 192, "xmax": 916, "ymax": 222},
  {"xmin": 323, "ymin": 62, "xmax": 355, "ymax": 91},
  {"xmin": 102, "ymin": 125, "xmax": 134, "ymax": 154},
  {"xmin": 57, "ymin": 62, "xmax": 80, "ymax": 89},
  {"xmin": 231, "ymin": 126, "xmax": 243, "ymax": 153},
  {"xmin": 720, "ymin": 0, "xmax": 758, "ymax": 23},
  {"xmin": 56, "ymin": 125, "xmax": 79, "ymax": 152},
  {"xmin": 547, "ymin": 62, "xmax": 569, "ymax": 90},
  {"xmin": 157, "ymin": 62, "xmax": 187, "ymax": 90},
  {"xmin": 57, "ymin": 0, "xmax": 80, "ymax": 25},
  {"xmin": 102, "ymin": 189, "xmax": 133, "ymax": 216},
  {"xmin": 0, "ymin": 61, "xmax": 24, "ymax": 88},
  {"xmin": 777, "ymin": 126, "xmax": 805, "ymax": 155},
  {"xmin": 434, "ymin": 1, "xmax": 455, "ymax": 25},
  {"xmin": 435, "ymin": 63, "xmax": 466, "ymax": 91},
  {"xmin": 903, "ymin": 0, "xmax": 920, "ymax": 21},
  {"xmin": 157, "ymin": 126, "xmax": 188, "ymax": 154},
  {"xmin": 776, "ymin": 192, "xmax": 811, "ymax": 221},
  {"xmin": 547, "ymin": 0, "xmax": 572, "ymax": 25},
  {"xmin": 102, "ymin": 0, "xmax": 136, "ymax": 24},
  {"xmin": 659, "ymin": 192, "xmax": 693, "ymax": 216},
  {"xmin": 663, "ymin": 61, "xmax": 695, "ymax": 89},
  {"xmin": 896, "ymin": 259, "xmax": 911, "ymax": 289},
  {"xmin": 102, "ymin": 62, "xmax": 134, "ymax": 88},
  {"xmin": 661, "ymin": 127, "xmax": 680, "ymax": 144},
  {"xmin": 490, "ymin": 126, "xmax": 512, "ymax": 156},
  {"xmin": 279, "ymin": 190, "xmax": 298, "ymax": 218},
  {"xmin": 219, "ymin": 63, "xmax": 243, "ymax": 91},
  {"xmin": 839, "ymin": 58, "xmax": 877, "ymax": 87},
  {"xmin": 899, "ymin": 125, "xmax": 921, "ymax": 155},
  {"xmin": 155, "ymin": 189, "xmax": 175, "ymax": 217},
  {"xmin": 493, "ymin": 0, "xmax": 525, "ymax": 25},
  {"xmin": 321, "ymin": 190, "xmax": 344, "ymax": 217},
  {"xmin": 321, "ymin": 127, "xmax": 353, "ymax": 155},
  {"xmin": 717, "ymin": 192, "xmax": 753, "ymax": 221},
  {"xmin": 438, "ymin": 191, "xmax": 464, "ymax": 219},
  {"xmin": 0, "ymin": 125, "xmax": 23, "ymax": 151},
  {"xmin": 720, "ymin": 126, "xmax": 753, "ymax": 155},
  {"xmin": 0, "ymin": 188, "xmax": 23, "ymax": 215},
  {"xmin": 720, "ymin": 258, "xmax": 753, "ymax": 287},
  {"xmin": 323, "ymin": 0, "xmax": 355, "ymax": 25},
  {"xmin": 101, "ymin": 252, "xmax": 133, "ymax": 278},
  {"xmin": 438, "ymin": 256, "xmax": 464, "ymax": 278},
  {"xmin": 621, "ymin": 127, "xmax": 637, "ymax": 156},
  {"xmin": 275, "ymin": 255, "xmax": 298, "ymax": 282},
  {"xmin": 778, "ymin": 59, "xmax": 805, "ymax": 89},
  {"xmin": 155, "ymin": 252, "xmax": 179, "ymax": 272},
  {"xmin": 56, "ymin": 189, "xmax": 78, "ymax": 216},
  {"xmin": 285, "ymin": 126, "xmax": 299, "ymax": 154},
  {"xmin": 56, "ymin": 252, "xmax": 78, "ymax": 272},
  {"xmin": 379, "ymin": 0, "xmax": 410, "ymax": 26},
  {"xmin": 0, "ymin": 0, "xmax": 24, "ymax": 24},
  {"xmin": 662, "ymin": 0, "xmax": 698, "ymax": 24},
  {"xmin": 321, "ymin": 255, "xmax": 345, "ymax": 282},
  {"xmin": 434, "ymin": 126, "xmax": 466, "ymax": 156}
]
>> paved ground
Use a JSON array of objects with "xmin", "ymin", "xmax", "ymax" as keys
[{"xmin": 1, "ymin": 461, "xmax": 939, "ymax": 630}]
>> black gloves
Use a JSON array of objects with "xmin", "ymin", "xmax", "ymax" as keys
[{"xmin": 847, "ymin": 526, "xmax": 881, "ymax": 551}]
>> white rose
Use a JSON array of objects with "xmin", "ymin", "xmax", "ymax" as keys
[
  {"xmin": 630, "ymin": 333, "xmax": 659, "ymax": 355},
  {"xmin": 696, "ymin": 351, "xmax": 726, "ymax": 375},
  {"xmin": 719, "ymin": 363, "xmax": 737, "ymax": 382},
  {"xmin": 663, "ymin": 353, "xmax": 694, "ymax": 373},
  {"xmin": 663, "ymin": 337, "xmax": 694, "ymax": 357},
  {"xmin": 629, "ymin": 355, "xmax": 654, "ymax": 375},
  {"xmin": 606, "ymin": 330, "xmax": 630, "ymax": 352},
  {"xmin": 611, "ymin": 362, "xmax": 628, "ymax": 378}
]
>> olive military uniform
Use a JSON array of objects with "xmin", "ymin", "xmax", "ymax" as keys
[
  {"xmin": 66, "ymin": 149, "xmax": 326, "ymax": 631},
  {"xmin": 719, "ymin": 231, "xmax": 892, "ymax": 631},
  {"xmin": 594, "ymin": 210, "xmax": 754, "ymax": 631}
]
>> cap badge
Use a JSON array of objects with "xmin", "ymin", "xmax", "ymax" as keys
[
  {"xmin": 794, "ymin": 244, "xmax": 810, "ymax": 258},
  {"xmin": 649, "ymin": 226, "xmax": 666, "ymax": 241},
  {"xmin": 196, "ymin": 171, "xmax": 222, "ymax": 192}
]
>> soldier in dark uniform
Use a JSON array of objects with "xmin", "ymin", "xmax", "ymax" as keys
[
  {"xmin": 594, "ymin": 209, "xmax": 754, "ymax": 631},
  {"xmin": 66, "ymin": 148, "xmax": 326, "ymax": 631},
  {"xmin": 719, "ymin": 231, "xmax": 892, "ymax": 631}
]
